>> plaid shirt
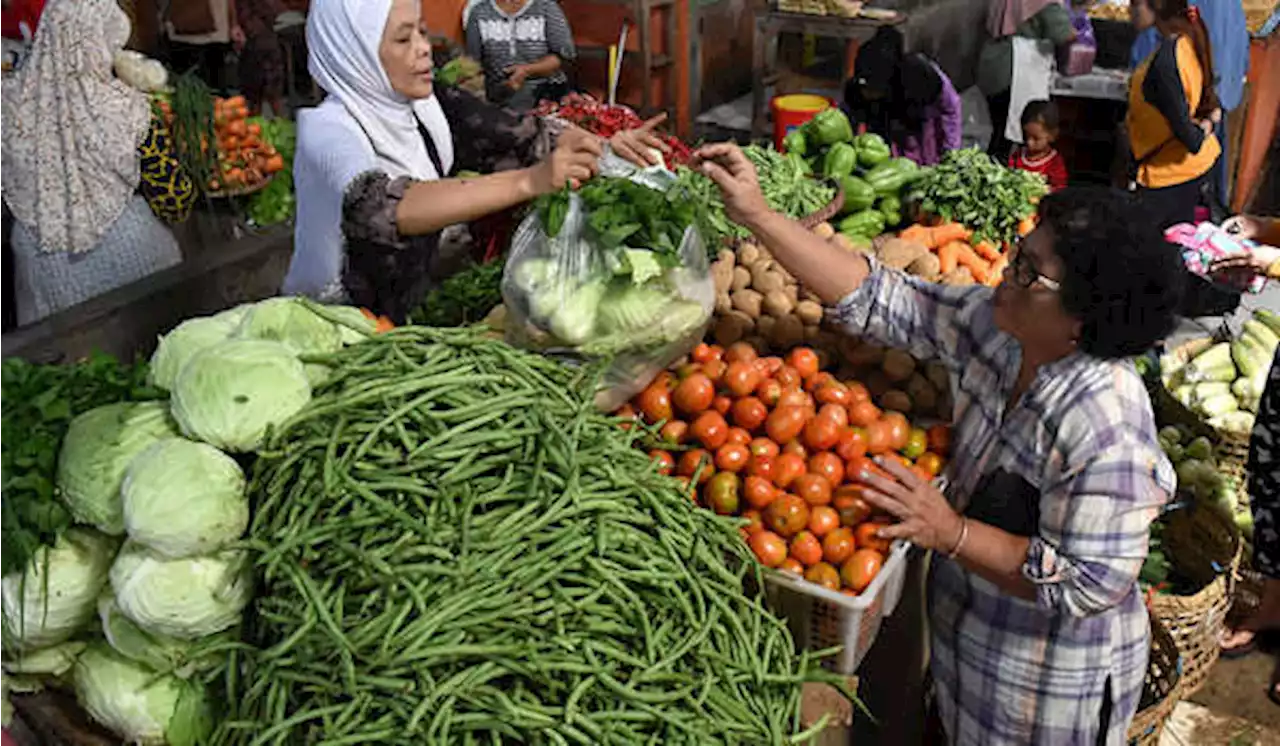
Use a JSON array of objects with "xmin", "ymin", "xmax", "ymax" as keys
[{"xmin": 832, "ymin": 264, "xmax": 1174, "ymax": 745}]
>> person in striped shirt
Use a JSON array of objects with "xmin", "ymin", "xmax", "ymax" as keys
[
  {"xmin": 465, "ymin": 0, "xmax": 574, "ymax": 111},
  {"xmin": 694, "ymin": 142, "xmax": 1183, "ymax": 744}
]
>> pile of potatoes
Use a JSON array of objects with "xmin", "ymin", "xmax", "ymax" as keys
[{"xmin": 833, "ymin": 337, "xmax": 954, "ymax": 421}]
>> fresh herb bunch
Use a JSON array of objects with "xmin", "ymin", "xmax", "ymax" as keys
[
  {"xmin": 912, "ymin": 147, "xmax": 1048, "ymax": 246},
  {"xmin": 535, "ymin": 177, "xmax": 696, "ymax": 259},
  {"xmin": 673, "ymin": 144, "xmax": 835, "ymax": 248},
  {"xmin": 168, "ymin": 72, "xmax": 218, "ymax": 196},
  {"xmin": 408, "ymin": 259, "xmax": 506, "ymax": 327},
  {"xmin": 1, "ymin": 354, "xmax": 163, "ymax": 574}
]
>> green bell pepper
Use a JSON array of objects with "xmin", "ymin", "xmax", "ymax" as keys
[
  {"xmin": 838, "ymin": 208, "xmax": 886, "ymax": 239},
  {"xmin": 783, "ymin": 129, "xmax": 807, "ymax": 156},
  {"xmin": 823, "ymin": 143, "xmax": 857, "ymax": 180},
  {"xmin": 864, "ymin": 157, "xmax": 919, "ymax": 196},
  {"xmin": 853, "ymin": 133, "xmax": 891, "ymax": 168},
  {"xmin": 876, "ymin": 194, "xmax": 902, "ymax": 216},
  {"xmin": 881, "ymin": 210, "xmax": 902, "ymax": 228},
  {"xmin": 840, "ymin": 175, "xmax": 877, "ymax": 213},
  {"xmin": 807, "ymin": 108, "xmax": 854, "ymax": 147}
]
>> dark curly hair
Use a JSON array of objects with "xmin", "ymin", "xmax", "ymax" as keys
[{"xmin": 1038, "ymin": 187, "xmax": 1184, "ymax": 359}]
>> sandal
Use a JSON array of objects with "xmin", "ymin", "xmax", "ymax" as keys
[
  {"xmin": 1220, "ymin": 628, "xmax": 1258, "ymax": 659},
  {"xmin": 1269, "ymin": 657, "xmax": 1280, "ymax": 707}
]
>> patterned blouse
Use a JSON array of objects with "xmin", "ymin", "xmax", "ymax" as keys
[
  {"xmin": 830, "ymin": 261, "xmax": 1174, "ymax": 745},
  {"xmin": 340, "ymin": 85, "xmax": 554, "ymax": 322}
]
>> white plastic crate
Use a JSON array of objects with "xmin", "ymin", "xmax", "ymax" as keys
[{"xmin": 763, "ymin": 540, "xmax": 911, "ymax": 674}]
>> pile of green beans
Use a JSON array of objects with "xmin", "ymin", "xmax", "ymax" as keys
[{"xmin": 207, "ymin": 327, "xmax": 847, "ymax": 745}]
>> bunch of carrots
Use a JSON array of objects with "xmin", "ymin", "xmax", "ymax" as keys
[
  {"xmin": 156, "ymin": 95, "xmax": 286, "ymax": 193},
  {"xmin": 898, "ymin": 214, "xmax": 1038, "ymax": 287}
]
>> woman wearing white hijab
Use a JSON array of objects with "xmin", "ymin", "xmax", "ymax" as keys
[
  {"xmin": 285, "ymin": 0, "xmax": 666, "ymax": 321},
  {"xmin": 2, "ymin": 0, "xmax": 190, "ymax": 325}
]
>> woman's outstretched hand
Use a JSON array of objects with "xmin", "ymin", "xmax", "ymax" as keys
[
  {"xmin": 1210, "ymin": 245, "xmax": 1280, "ymax": 279},
  {"xmin": 690, "ymin": 143, "xmax": 771, "ymax": 228},
  {"xmin": 855, "ymin": 457, "xmax": 964, "ymax": 554},
  {"xmin": 608, "ymin": 113, "xmax": 671, "ymax": 167},
  {"xmin": 531, "ymin": 127, "xmax": 602, "ymax": 194}
]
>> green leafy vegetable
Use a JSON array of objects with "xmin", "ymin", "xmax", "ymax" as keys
[
  {"xmin": 73, "ymin": 643, "xmax": 212, "ymax": 745},
  {"xmin": 408, "ymin": 260, "xmax": 505, "ymax": 327},
  {"xmin": 912, "ymin": 147, "xmax": 1048, "ymax": 245}
]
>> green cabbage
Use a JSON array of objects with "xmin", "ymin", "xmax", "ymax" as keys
[
  {"xmin": 234, "ymin": 297, "xmax": 342, "ymax": 357},
  {"xmin": 109, "ymin": 542, "xmax": 251, "ymax": 640},
  {"xmin": 322, "ymin": 304, "xmax": 378, "ymax": 345},
  {"xmin": 121, "ymin": 438, "xmax": 248, "ymax": 558},
  {"xmin": 549, "ymin": 280, "xmax": 607, "ymax": 345},
  {"xmin": 97, "ymin": 592, "xmax": 225, "ymax": 678},
  {"xmin": 57, "ymin": 402, "xmax": 180, "ymax": 534},
  {"xmin": 73, "ymin": 643, "xmax": 210, "ymax": 745},
  {"xmin": 3, "ymin": 640, "xmax": 87, "ymax": 678},
  {"xmin": 2, "ymin": 528, "xmax": 117, "ymax": 652},
  {"xmin": 148, "ymin": 315, "xmax": 239, "ymax": 391},
  {"xmin": 170, "ymin": 339, "xmax": 312, "ymax": 453}
]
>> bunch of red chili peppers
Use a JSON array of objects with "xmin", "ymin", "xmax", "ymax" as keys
[{"xmin": 534, "ymin": 93, "xmax": 692, "ymax": 169}]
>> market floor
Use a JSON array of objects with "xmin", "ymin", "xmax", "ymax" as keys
[{"xmin": 1161, "ymin": 652, "xmax": 1280, "ymax": 744}]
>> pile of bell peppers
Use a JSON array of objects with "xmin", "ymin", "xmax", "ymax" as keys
[{"xmin": 782, "ymin": 109, "xmax": 924, "ymax": 246}]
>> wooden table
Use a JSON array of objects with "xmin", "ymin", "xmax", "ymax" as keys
[{"xmin": 750, "ymin": 10, "xmax": 904, "ymax": 140}]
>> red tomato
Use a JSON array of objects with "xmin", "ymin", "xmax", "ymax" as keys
[
  {"xmin": 778, "ymin": 557, "xmax": 804, "ymax": 574},
  {"xmin": 715, "ymin": 443, "xmax": 750, "ymax": 472},
  {"xmin": 835, "ymin": 427, "xmax": 869, "ymax": 462},
  {"xmin": 882, "ymin": 411, "xmax": 911, "ymax": 452},
  {"xmin": 773, "ymin": 453, "xmax": 807, "ymax": 489},
  {"xmin": 787, "ymin": 348, "xmax": 820, "ymax": 380},
  {"xmin": 848, "ymin": 400, "xmax": 881, "ymax": 428},
  {"xmin": 802, "ymin": 417, "xmax": 840, "ymax": 452},
  {"xmin": 775, "ymin": 365, "xmax": 803, "ymax": 389},
  {"xmin": 790, "ymin": 531, "xmax": 824, "ymax": 567},
  {"xmin": 660, "ymin": 420, "xmax": 689, "ymax": 445},
  {"xmin": 765, "ymin": 406, "xmax": 808, "ymax": 444},
  {"xmin": 818, "ymin": 403, "xmax": 849, "ymax": 428},
  {"xmin": 704, "ymin": 472, "xmax": 740, "ymax": 515},
  {"xmin": 792, "ymin": 473, "xmax": 833, "ymax": 506},
  {"xmin": 731, "ymin": 397, "xmax": 769, "ymax": 431},
  {"xmin": 748, "ymin": 438, "xmax": 780, "ymax": 460},
  {"xmin": 866, "ymin": 420, "xmax": 894, "ymax": 455},
  {"xmin": 651, "ymin": 371, "xmax": 676, "ymax": 391},
  {"xmin": 615, "ymin": 403, "xmax": 637, "ymax": 421},
  {"xmin": 841, "ymin": 549, "xmax": 884, "ymax": 593},
  {"xmin": 777, "ymin": 388, "xmax": 814, "ymax": 410},
  {"xmin": 747, "ymin": 454, "xmax": 777, "ymax": 483},
  {"xmin": 702, "ymin": 359, "xmax": 727, "ymax": 385},
  {"xmin": 756, "ymin": 378, "xmax": 783, "ymax": 407},
  {"xmin": 648, "ymin": 450, "xmax": 675, "ymax": 475},
  {"xmin": 749, "ymin": 530, "xmax": 788, "ymax": 567},
  {"xmin": 673, "ymin": 362, "xmax": 701, "ymax": 381},
  {"xmin": 845, "ymin": 455, "xmax": 887, "ymax": 485},
  {"xmin": 854, "ymin": 522, "xmax": 892, "ymax": 553},
  {"xmin": 808, "ymin": 452, "xmax": 845, "ymax": 487},
  {"xmin": 753, "ymin": 357, "xmax": 773, "ymax": 378},
  {"xmin": 808, "ymin": 505, "xmax": 840, "ymax": 537},
  {"xmin": 845, "ymin": 382, "xmax": 872, "ymax": 406},
  {"xmin": 803, "ymin": 561, "xmax": 841, "ymax": 591},
  {"xmin": 804, "ymin": 371, "xmax": 836, "ymax": 393},
  {"xmin": 743, "ymin": 475, "xmax": 778, "ymax": 509},
  {"xmin": 741, "ymin": 508, "xmax": 765, "ymax": 536},
  {"xmin": 815, "ymin": 382, "xmax": 851, "ymax": 406},
  {"xmin": 635, "ymin": 384, "xmax": 673, "ymax": 424},
  {"xmin": 723, "ymin": 362, "xmax": 762, "ymax": 398},
  {"xmin": 724, "ymin": 341, "xmax": 759, "ymax": 365},
  {"xmin": 712, "ymin": 396, "xmax": 733, "ymax": 415},
  {"xmin": 927, "ymin": 425, "xmax": 952, "ymax": 456},
  {"xmin": 761, "ymin": 356, "xmax": 785, "ymax": 376},
  {"xmin": 677, "ymin": 449, "xmax": 713, "ymax": 483},
  {"xmin": 764, "ymin": 493, "xmax": 810, "ymax": 538},
  {"xmin": 672, "ymin": 373, "xmax": 716, "ymax": 416},
  {"xmin": 917, "ymin": 452, "xmax": 945, "ymax": 477},
  {"xmin": 833, "ymin": 485, "xmax": 874, "ymax": 526},
  {"xmin": 690, "ymin": 411, "xmax": 729, "ymax": 450},
  {"xmin": 902, "ymin": 427, "xmax": 928, "ymax": 459},
  {"xmin": 781, "ymin": 439, "xmax": 809, "ymax": 460},
  {"xmin": 822, "ymin": 527, "xmax": 857, "ymax": 564},
  {"xmin": 691, "ymin": 343, "xmax": 718, "ymax": 364},
  {"xmin": 726, "ymin": 427, "xmax": 752, "ymax": 446}
]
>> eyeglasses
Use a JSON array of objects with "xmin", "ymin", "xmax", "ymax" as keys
[{"xmin": 1007, "ymin": 239, "xmax": 1061, "ymax": 291}]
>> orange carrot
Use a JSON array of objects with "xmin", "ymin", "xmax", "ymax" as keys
[
  {"xmin": 930, "ymin": 222, "xmax": 972, "ymax": 246},
  {"xmin": 952, "ymin": 242, "xmax": 992, "ymax": 284},
  {"xmin": 899, "ymin": 224, "xmax": 934, "ymax": 247},
  {"xmin": 986, "ymin": 254, "xmax": 1009, "ymax": 285},
  {"xmin": 972, "ymin": 240, "xmax": 1002, "ymax": 262},
  {"xmin": 1017, "ymin": 216, "xmax": 1038, "ymax": 237},
  {"xmin": 936, "ymin": 241, "xmax": 959, "ymax": 274}
]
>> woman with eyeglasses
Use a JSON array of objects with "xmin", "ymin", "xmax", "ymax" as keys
[{"xmin": 693, "ymin": 142, "xmax": 1182, "ymax": 744}]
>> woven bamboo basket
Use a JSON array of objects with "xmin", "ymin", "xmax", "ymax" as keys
[
  {"xmin": 776, "ymin": 0, "xmax": 829, "ymax": 15},
  {"xmin": 1147, "ymin": 549, "xmax": 1236, "ymax": 697},
  {"xmin": 1127, "ymin": 611, "xmax": 1183, "ymax": 746}
]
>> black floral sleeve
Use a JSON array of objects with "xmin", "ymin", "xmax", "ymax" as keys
[{"xmin": 435, "ymin": 84, "xmax": 557, "ymax": 173}]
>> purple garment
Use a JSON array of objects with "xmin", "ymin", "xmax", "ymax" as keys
[
  {"xmin": 897, "ymin": 61, "xmax": 962, "ymax": 166},
  {"xmin": 1070, "ymin": 7, "xmax": 1096, "ymax": 48}
]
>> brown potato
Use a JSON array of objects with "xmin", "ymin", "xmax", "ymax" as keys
[
  {"xmin": 738, "ymin": 242, "xmax": 763, "ymax": 266},
  {"xmin": 907, "ymin": 253, "xmax": 942, "ymax": 281},
  {"xmin": 771, "ymin": 315, "xmax": 805, "ymax": 349},
  {"xmin": 731, "ymin": 266, "xmax": 753, "ymax": 291},
  {"xmin": 752, "ymin": 265, "xmax": 786, "ymax": 294},
  {"xmin": 813, "ymin": 222, "xmax": 836, "ymax": 239},
  {"xmin": 715, "ymin": 291, "xmax": 733, "ymax": 314},
  {"xmin": 756, "ymin": 315, "xmax": 777, "ymax": 341},
  {"xmin": 881, "ymin": 349, "xmax": 917, "ymax": 383},
  {"xmin": 941, "ymin": 267, "xmax": 975, "ymax": 286},
  {"xmin": 763, "ymin": 290, "xmax": 795, "ymax": 318},
  {"xmin": 711, "ymin": 258, "xmax": 735, "ymax": 294},
  {"xmin": 731, "ymin": 288, "xmax": 764, "ymax": 318},
  {"xmin": 880, "ymin": 389, "xmax": 913, "ymax": 414},
  {"xmin": 713, "ymin": 311, "xmax": 754, "ymax": 346},
  {"xmin": 795, "ymin": 300, "xmax": 824, "ymax": 326}
]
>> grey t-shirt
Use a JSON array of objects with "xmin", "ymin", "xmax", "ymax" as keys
[{"xmin": 465, "ymin": 0, "xmax": 575, "ymax": 111}]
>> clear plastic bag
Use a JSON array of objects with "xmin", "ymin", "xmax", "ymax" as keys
[{"xmin": 502, "ymin": 155, "xmax": 714, "ymax": 411}]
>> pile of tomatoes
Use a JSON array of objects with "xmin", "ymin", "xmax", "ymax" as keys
[{"xmin": 617, "ymin": 341, "xmax": 950, "ymax": 598}]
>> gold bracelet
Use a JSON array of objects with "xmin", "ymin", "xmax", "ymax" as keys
[{"xmin": 946, "ymin": 517, "xmax": 969, "ymax": 560}]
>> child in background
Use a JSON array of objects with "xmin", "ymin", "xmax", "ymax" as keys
[{"xmin": 1008, "ymin": 100, "xmax": 1068, "ymax": 192}]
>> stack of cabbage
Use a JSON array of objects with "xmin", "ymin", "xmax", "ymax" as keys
[
  {"xmin": 0, "ymin": 298, "xmax": 376, "ymax": 743},
  {"xmin": 1161, "ymin": 308, "xmax": 1280, "ymax": 434}
]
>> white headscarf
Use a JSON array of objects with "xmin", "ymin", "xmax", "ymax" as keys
[
  {"xmin": 307, "ymin": 0, "xmax": 454, "ymax": 180},
  {"xmin": 1, "ymin": 0, "xmax": 151, "ymax": 254}
]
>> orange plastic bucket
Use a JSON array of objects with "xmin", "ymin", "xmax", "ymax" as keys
[{"xmin": 772, "ymin": 94, "xmax": 831, "ymax": 151}]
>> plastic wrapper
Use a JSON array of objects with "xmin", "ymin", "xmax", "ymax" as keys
[
  {"xmin": 502, "ymin": 152, "xmax": 714, "ymax": 411},
  {"xmin": 1167, "ymin": 222, "xmax": 1268, "ymax": 294}
]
